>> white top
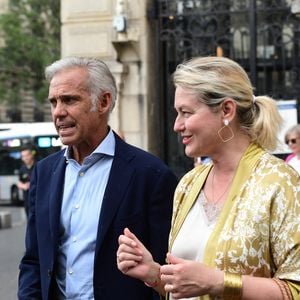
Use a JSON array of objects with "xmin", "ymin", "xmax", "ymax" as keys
[
  {"xmin": 287, "ymin": 155, "xmax": 300, "ymax": 174},
  {"xmin": 170, "ymin": 190, "xmax": 219, "ymax": 300}
]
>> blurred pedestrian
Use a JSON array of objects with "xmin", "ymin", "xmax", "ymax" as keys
[
  {"xmin": 193, "ymin": 156, "xmax": 211, "ymax": 167},
  {"xmin": 17, "ymin": 145, "xmax": 36, "ymax": 217},
  {"xmin": 18, "ymin": 57, "xmax": 178, "ymax": 300}
]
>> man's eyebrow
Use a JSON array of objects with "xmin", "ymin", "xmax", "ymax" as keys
[
  {"xmin": 48, "ymin": 94, "xmax": 81, "ymax": 102},
  {"xmin": 48, "ymin": 96, "xmax": 56, "ymax": 102}
]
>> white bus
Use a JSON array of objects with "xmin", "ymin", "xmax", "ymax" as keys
[
  {"xmin": 0, "ymin": 122, "xmax": 32, "ymax": 131},
  {"xmin": 0, "ymin": 122, "xmax": 63, "ymax": 205}
]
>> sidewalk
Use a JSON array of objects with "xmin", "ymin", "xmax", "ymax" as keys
[{"xmin": 0, "ymin": 218, "xmax": 26, "ymax": 300}]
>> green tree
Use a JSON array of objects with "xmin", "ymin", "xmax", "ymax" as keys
[{"xmin": 0, "ymin": 0, "xmax": 60, "ymax": 121}]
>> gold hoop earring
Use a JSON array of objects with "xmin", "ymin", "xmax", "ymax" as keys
[{"xmin": 218, "ymin": 119, "xmax": 234, "ymax": 142}]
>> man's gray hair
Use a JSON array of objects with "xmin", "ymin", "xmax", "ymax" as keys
[{"xmin": 45, "ymin": 56, "xmax": 117, "ymax": 111}]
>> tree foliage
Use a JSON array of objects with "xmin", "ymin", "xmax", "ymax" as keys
[{"xmin": 0, "ymin": 0, "xmax": 60, "ymax": 110}]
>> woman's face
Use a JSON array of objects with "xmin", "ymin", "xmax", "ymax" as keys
[
  {"xmin": 286, "ymin": 131, "xmax": 300, "ymax": 154},
  {"xmin": 173, "ymin": 86, "xmax": 221, "ymax": 158}
]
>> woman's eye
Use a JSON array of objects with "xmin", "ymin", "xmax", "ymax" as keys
[{"xmin": 182, "ymin": 111, "xmax": 191, "ymax": 116}]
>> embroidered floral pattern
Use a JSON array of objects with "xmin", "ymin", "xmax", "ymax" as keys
[
  {"xmin": 214, "ymin": 153, "xmax": 300, "ymax": 280},
  {"xmin": 170, "ymin": 147, "xmax": 300, "ymax": 300}
]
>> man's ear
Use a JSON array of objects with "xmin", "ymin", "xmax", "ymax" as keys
[{"xmin": 98, "ymin": 92, "xmax": 112, "ymax": 113}]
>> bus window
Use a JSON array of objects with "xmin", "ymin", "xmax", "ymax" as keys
[
  {"xmin": 0, "ymin": 149, "xmax": 21, "ymax": 176},
  {"xmin": 0, "ymin": 122, "xmax": 63, "ymax": 204},
  {"xmin": 31, "ymin": 137, "xmax": 62, "ymax": 160},
  {"xmin": 37, "ymin": 137, "xmax": 52, "ymax": 147}
]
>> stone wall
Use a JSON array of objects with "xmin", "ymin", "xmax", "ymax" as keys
[
  {"xmin": 0, "ymin": 0, "xmax": 157, "ymax": 153},
  {"xmin": 60, "ymin": 0, "xmax": 155, "ymax": 151}
]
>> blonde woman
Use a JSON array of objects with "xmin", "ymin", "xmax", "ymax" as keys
[{"xmin": 117, "ymin": 56, "xmax": 300, "ymax": 300}]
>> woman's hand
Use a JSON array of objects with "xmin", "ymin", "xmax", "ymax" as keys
[
  {"xmin": 160, "ymin": 253, "xmax": 223, "ymax": 299},
  {"xmin": 117, "ymin": 228, "xmax": 160, "ymax": 284}
]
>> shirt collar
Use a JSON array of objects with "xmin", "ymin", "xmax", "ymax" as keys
[{"xmin": 64, "ymin": 128, "xmax": 115, "ymax": 160}]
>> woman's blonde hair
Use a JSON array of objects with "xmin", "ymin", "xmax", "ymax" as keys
[{"xmin": 173, "ymin": 56, "xmax": 283, "ymax": 151}]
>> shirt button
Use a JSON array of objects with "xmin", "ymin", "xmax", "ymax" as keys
[
  {"xmin": 68, "ymin": 268, "xmax": 73, "ymax": 275},
  {"xmin": 79, "ymin": 172, "xmax": 84, "ymax": 177},
  {"xmin": 75, "ymin": 204, "xmax": 80, "ymax": 209},
  {"xmin": 72, "ymin": 236, "xmax": 77, "ymax": 242}
]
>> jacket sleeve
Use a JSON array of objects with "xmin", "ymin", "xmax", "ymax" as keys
[
  {"xmin": 18, "ymin": 165, "xmax": 42, "ymax": 299},
  {"xmin": 147, "ymin": 167, "xmax": 178, "ymax": 264}
]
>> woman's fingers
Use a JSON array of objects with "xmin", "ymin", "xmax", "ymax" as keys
[
  {"xmin": 117, "ymin": 251, "xmax": 142, "ymax": 263},
  {"xmin": 117, "ymin": 257, "xmax": 138, "ymax": 273},
  {"xmin": 117, "ymin": 231, "xmax": 143, "ymax": 274},
  {"xmin": 118, "ymin": 228, "xmax": 144, "ymax": 250},
  {"xmin": 118, "ymin": 234, "xmax": 134, "ymax": 248},
  {"xmin": 160, "ymin": 263, "xmax": 175, "ymax": 276},
  {"xmin": 124, "ymin": 228, "xmax": 145, "ymax": 248},
  {"xmin": 117, "ymin": 238, "xmax": 142, "ymax": 256}
]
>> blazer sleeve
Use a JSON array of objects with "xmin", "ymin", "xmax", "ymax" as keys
[
  {"xmin": 18, "ymin": 165, "xmax": 43, "ymax": 299},
  {"xmin": 146, "ymin": 167, "xmax": 178, "ymax": 264}
]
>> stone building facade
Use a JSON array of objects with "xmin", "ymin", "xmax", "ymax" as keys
[
  {"xmin": 0, "ymin": 0, "xmax": 153, "ymax": 151},
  {"xmin": 60, "ymin": 0, "xmax": 156, "ymax": 151}
]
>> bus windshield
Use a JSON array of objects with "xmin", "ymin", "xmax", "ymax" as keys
[{"xmin": 0, "ymin": 122, "xmax": 63, "ymax": 204}]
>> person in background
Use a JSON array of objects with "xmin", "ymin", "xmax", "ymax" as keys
[
  {"xmin": 193, "ymin": 156, "xmax": 211, "ymax": 167},
  {"xmin": 193, "ymin": 156, "xmax": 202, "ymax": 167},
  {"xmin": 117, "ymin": 56, "xmax": 300, "ymax": 299},
  {"xmin": 284, "ymin": 124, "xmax": 300, "ymax": 174},
  {"xmin": 18, "ymin": 56, "xmax": 178, "ymax": 300},
  {"xmin": 17, "ymin": 145, "xmax": 36, "ymax": 218}
]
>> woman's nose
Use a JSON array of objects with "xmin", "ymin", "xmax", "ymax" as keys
[{"xmin": 174, "ymin": 115, "xmax": 184, "ymax": 133}]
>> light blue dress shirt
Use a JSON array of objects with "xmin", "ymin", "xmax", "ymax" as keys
[{"xmin": 55, "ymin": 129, "xmax": 115, "ymax": 299}]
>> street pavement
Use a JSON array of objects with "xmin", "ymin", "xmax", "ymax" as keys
[{"xmin": 0, "ymin": 204, "xmax": 26, "ymax": 300}]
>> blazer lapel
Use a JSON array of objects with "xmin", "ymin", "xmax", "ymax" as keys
[
  {"xmin": 95, "ymin": 138, "xmax": 135, "ymax": 254},
  {"xmin": 49, "ymin": 154, "xmax": 67, "ymax": 242}
]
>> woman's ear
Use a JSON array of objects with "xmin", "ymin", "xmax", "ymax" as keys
[{"xmin": 221, "ymin": 98, "xmax": 236, "ymax": 119}]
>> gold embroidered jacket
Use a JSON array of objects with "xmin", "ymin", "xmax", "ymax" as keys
[{"xmin": 169, "ymin": 143, "xmax": 300, "ymax": 300}]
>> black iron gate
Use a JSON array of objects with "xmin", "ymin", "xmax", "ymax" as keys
[{"xmin": 150, "ymin": 0, "xmax": 300, "ymax": 177}]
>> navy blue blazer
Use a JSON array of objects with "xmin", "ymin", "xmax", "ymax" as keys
[{"xmin": 18, "ymin": 133, "xmax": 178, "ymax": 300}]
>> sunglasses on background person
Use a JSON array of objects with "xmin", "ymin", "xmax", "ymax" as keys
[{"xmin": 285, "ymin": 138, "xmax": 300, "ymax": 145}]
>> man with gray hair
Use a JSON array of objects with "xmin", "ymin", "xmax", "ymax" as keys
[{"xmin": 18, "ymin": 57, "xmax": 177, "ymax": 300}]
